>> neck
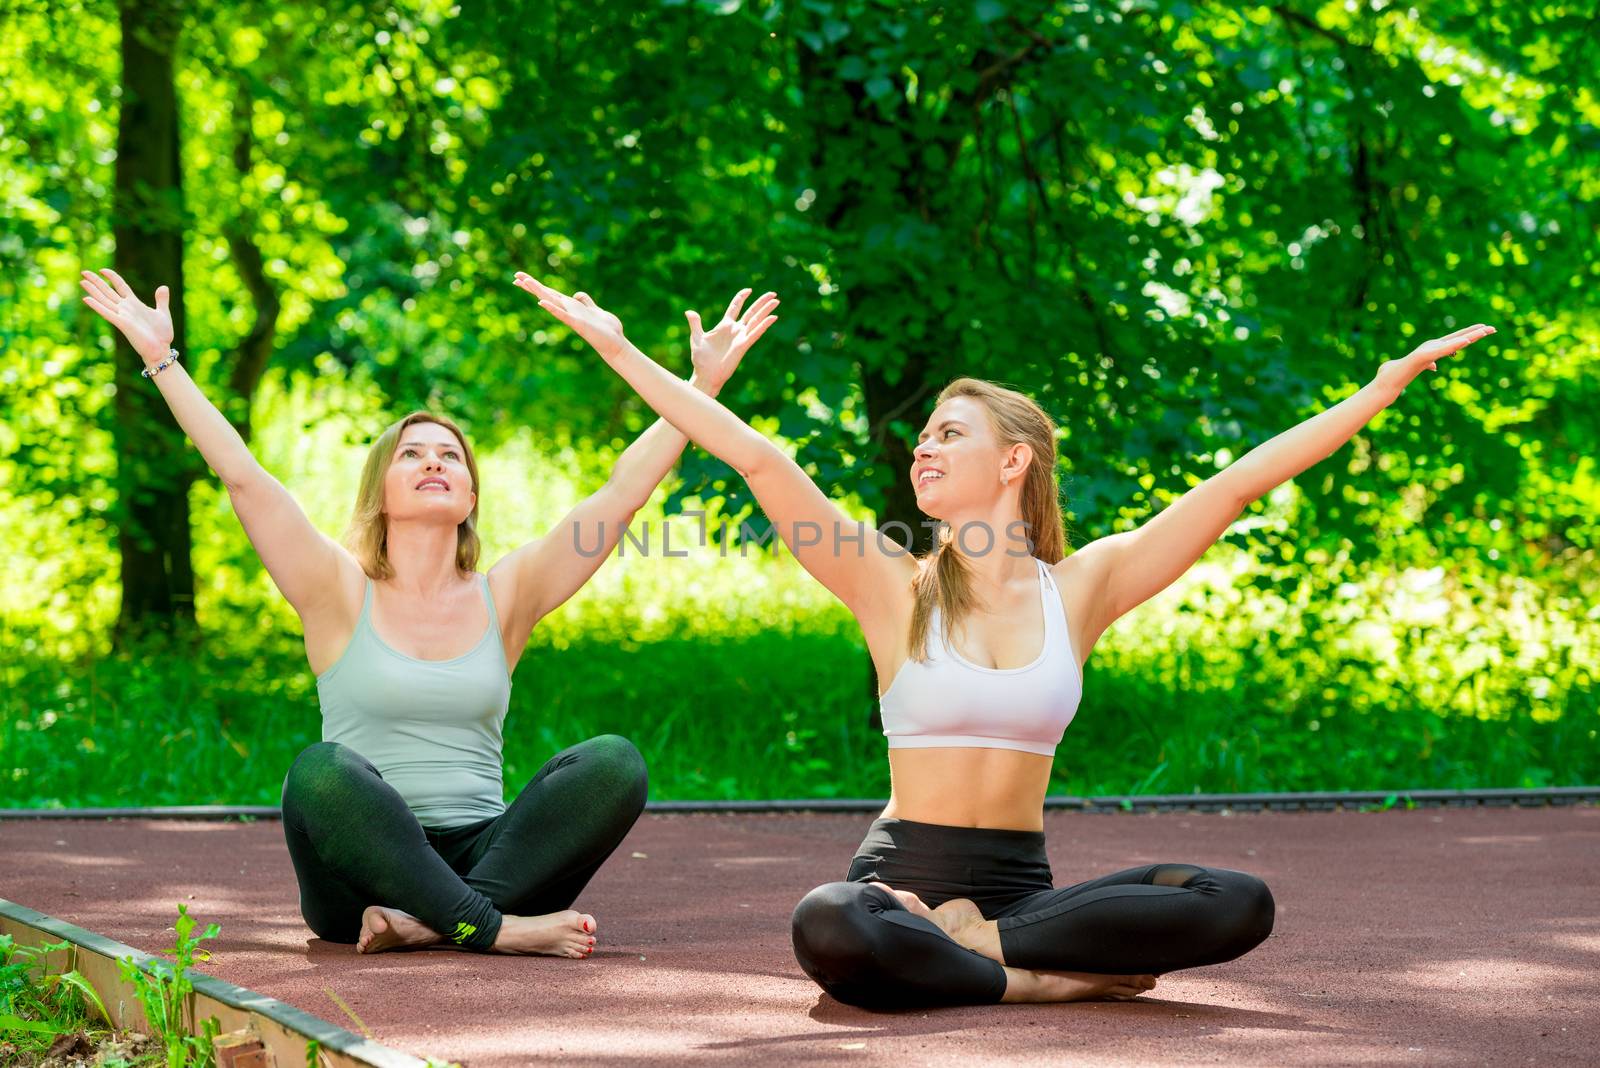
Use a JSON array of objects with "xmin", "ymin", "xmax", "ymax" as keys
[
  {"xmin": 938, "ymin": 500, "xmax": 1035, "ymax": 593},
  {"xmin": 383, "ymin": 518, "xmax": 468, "ymax": 596}
]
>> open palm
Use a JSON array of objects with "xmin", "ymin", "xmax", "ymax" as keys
[
  {"xmin": 80, "ymin": 268, "xmax": 173, "ymax": 365},
  {"xmin": 686, "ymin": 289, "xmax": 779, "ymax": 388}
]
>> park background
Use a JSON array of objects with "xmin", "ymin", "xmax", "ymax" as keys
[{"xmin": 2, "ymin": 0, "xmax": 1595, "ymax": 808}]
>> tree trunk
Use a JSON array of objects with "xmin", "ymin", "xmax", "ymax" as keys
[
  {"xmin": 112, "ymin": 0, "xmax": 193, "ymax": 641},
  {"xmin": 798, "ymin": 26, "xmax": 1009, "ymax": 719},
  {"xmin": 224, "ymin": 82, "xmax": 281, "ymax": 442}
]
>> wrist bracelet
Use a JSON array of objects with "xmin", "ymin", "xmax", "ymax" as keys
[{"xmin": 142, "ymin": 348, "xmax": 181, "ymax": 379}]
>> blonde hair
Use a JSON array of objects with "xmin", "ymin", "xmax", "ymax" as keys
[
  {"xmin": 344, "ymin": 411, "xmax": 482, "ymax": 579},
  {"xmin": 908, "ymin": 378, "xmax": 1067, "ymax": 662}
]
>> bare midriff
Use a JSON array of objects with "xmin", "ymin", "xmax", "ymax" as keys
[{"xmin": 881, "ymin": 747, "xmax": 1056, "ymax": 831}]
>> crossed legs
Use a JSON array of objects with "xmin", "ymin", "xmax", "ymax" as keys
[{"xmin": 281, "ymin": 735, "xmax": 647, "ymax": 955}]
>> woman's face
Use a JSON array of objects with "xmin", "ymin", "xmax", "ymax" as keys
[
  {"xmin": 381, "ymin": 421, "xmax": 476, "ymax": 525},
  {"xmin": 909, "ymin": 395, "xmax": 1017, "ymax": 520}
]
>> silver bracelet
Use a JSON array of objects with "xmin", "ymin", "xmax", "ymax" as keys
[{"xmin": 141, "ymin": 348, "xmax": 181, "ymax": 379}]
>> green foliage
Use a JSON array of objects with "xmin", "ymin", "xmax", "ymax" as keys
[
  {"xmin": 9, "ymin": 0, "xmax": 1591, "ymax": 574},
  {"xmin": 115, "ymin": 904, "xmax": 222, "ymax": 1068},
  {"xmin": 1, "ymin": 2, "xmax": 1596, "ymax": 796},
  {"xmin": 0, "ymin": 934, "xmax": 112, "ymax": 1061}
]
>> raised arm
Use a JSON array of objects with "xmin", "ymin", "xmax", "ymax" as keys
[
  {"xmin": 1070, "ymin": 323, "xmax": 1498, "ymax": 640},
  {"xmin": 516, "ymin": 274, "xmax": 917, "ymax": 621},
  {"xmin": 488, "ymin": 286, "xmax": 777, "ymax": 645},
  {"xmin": 79, "ymin": 268, "xmax": 355, "ymax": 617}
]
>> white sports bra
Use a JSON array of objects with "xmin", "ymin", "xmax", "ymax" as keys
[{"xmin": 879, "ymin": 557, "xmax": 1081, "ymax": 757}]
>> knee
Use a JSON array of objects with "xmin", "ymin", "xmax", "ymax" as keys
[
  {"xmin": 791, "ymin": 882, "xmax": 875, "ymax": 977},
  {"xmin": 792, "ymin": 882, "xmax": 902, "ymax": 1007},
  {"xmin": 581, "ymin": 734, "xmax": 648, "ymax": 806},
  {"xmin": 1217, "ymin": 870, "xmax": 1275, "ymax": 955},
  {"xmin": 281, "ymin": 741, "xmax": 364, "ymax": 811}
]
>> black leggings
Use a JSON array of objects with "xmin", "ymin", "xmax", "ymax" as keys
[
  {"xmin": 280, "ymin": 735, "xmax": 647, "ymax": 952},
  {"xmin": 791, "ymin": 817, "xmax": 1275, "ymax": 1008}
]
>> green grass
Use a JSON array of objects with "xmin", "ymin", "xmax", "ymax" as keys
[{"xmin": 3, "ymin": 552, "xmax": 1595, "ymax": 806}]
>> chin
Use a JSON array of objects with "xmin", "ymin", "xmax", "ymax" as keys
[{"xmin": 391, "ymin": 503, "xmax": 468, "ymax": 524}]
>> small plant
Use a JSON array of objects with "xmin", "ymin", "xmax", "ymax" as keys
[
  {"xmin": 116, "ymin": 902, "xmax": 223, "ymax": 1068},
  {"xmin": 0, "ymin": 932, "xmax": 113, "ymax": 1059}
]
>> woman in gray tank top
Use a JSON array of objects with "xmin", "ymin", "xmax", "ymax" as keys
[{"xmin": 80, "ymin": 266, "xmax": 779, "ymax": 957}]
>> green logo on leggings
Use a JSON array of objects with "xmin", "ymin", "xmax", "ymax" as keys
[{"xmin": 450, "ymin": 922, "xmax": 477, "ymax": 945}]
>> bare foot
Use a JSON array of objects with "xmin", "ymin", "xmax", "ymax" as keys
[
  {"xmin": 866, "ymin": 886, "xmax": 1007, "ymax": 965},
  {"xmin": 490, "ymin": 910, "xmax": 597, "ymax": 958},
  {"xmin": 1002, "ymin": 968, "xmax": 1159, "ymax": 1004},
  {"xmin": 356, "ymin": 906, "xmax": 443, "ymax": 954},
  {"xmin": 928, "ymin": 898, "xmax": 1006, "ymax": 963},
  {"xmin": 867, "ymin": 881, "xmax": 934, "ymax": 918}
]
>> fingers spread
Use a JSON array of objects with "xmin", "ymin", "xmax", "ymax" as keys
[
  {"xmin": 100, "ymin": 268, "xmax": 135, "ymax": 298},
  {"xmin": 722, "ymin": 287, "xmax": 753, "ymax": 323},
  {"xmin": 744, "ymin": 315, "xmax": 778, "ymax": 347},
  {"xmin": 81, "ymin": 295, "xmax": 115, "ymax": 321},
  {"xmin": 741, "ymin": 293, "xmax": 779, "ymax": 325},
  {"xmin": 80, "ymin": 271, "xmax": 118, "ymax": 304}
]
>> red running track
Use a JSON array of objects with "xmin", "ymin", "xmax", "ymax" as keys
[{"xmin": 3, "ymin": 807, "xmax": 1597, "ymax": 1067}]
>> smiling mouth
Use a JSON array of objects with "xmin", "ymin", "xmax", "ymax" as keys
[
  {"xmin": 916, "ymin": 471, "xmax": 945, "ymax": 487},
  {"xmin": 416, "ymin": 479, "xmax": 450, "ymax": 491}
]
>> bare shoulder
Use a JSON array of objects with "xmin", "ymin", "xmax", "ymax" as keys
[
  {"xmin": 297, "ymin": 542, "xmax": 369, "ymax": 675},
  {"xmin": 1050, "ymin": 541, "xmax": 1121, "ymax": 667},
  {"xmin": 485, "ymin": 559, "xmax": 520, "ymax": 629},
  {"xmin": 299, "ymin": 539, "xmax": 366, "ymax": 622},
  {"xmin": 871, "ymin": 545, "xmax": 922, "ymax": 601},
  {"xmin": 1050, "ymin": 541, "xmax": 1108, "ymax": 595},
  {"xmin": 849, "ymin": 550, "xmax": 922, "ymax": 696}
]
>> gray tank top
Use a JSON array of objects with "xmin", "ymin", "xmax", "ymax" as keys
[{"xmin": 315, "ymin": 572, "xmax": 512, "ymax": 830}]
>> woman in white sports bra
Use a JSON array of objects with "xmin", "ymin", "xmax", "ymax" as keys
[{"xmin": 518, "ymin": 271, "xmax": 1494, "ymax": 1008}]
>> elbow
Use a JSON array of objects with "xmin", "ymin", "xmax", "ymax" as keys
[
  {"xmin": 599, "ymin": 478, "xmax": 648, "ymax": 521},
  {"xmin": 1209, "ymin": 469, "xmax": 1254, "ymax": 514},
  {"xmin": 222, "ymin": 470, "xmax": 259, "ymax": 498},
  {"xmin": 733, "ymin": 456, "xmax": 762, "ymax": 483},
  {"xmin": 222, "ymin": 463, "xmax": 268, "ymax": 499},
  {"xmin": 735, "ymin": 434, "xmax": 780, "ymax": 482}
]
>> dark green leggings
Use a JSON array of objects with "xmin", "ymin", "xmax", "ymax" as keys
[{"xmin": 280, "ymin": 735, "xmax": 647, "ymax": 952}]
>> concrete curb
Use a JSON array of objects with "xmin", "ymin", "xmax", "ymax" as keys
[
  {"xmin": 2, "ymin": 786, "xmax": 1596, "ymax": 820},
  {"xmin": 0, "ymin": 898, "xmax": 430, "ymax": 1068}
]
